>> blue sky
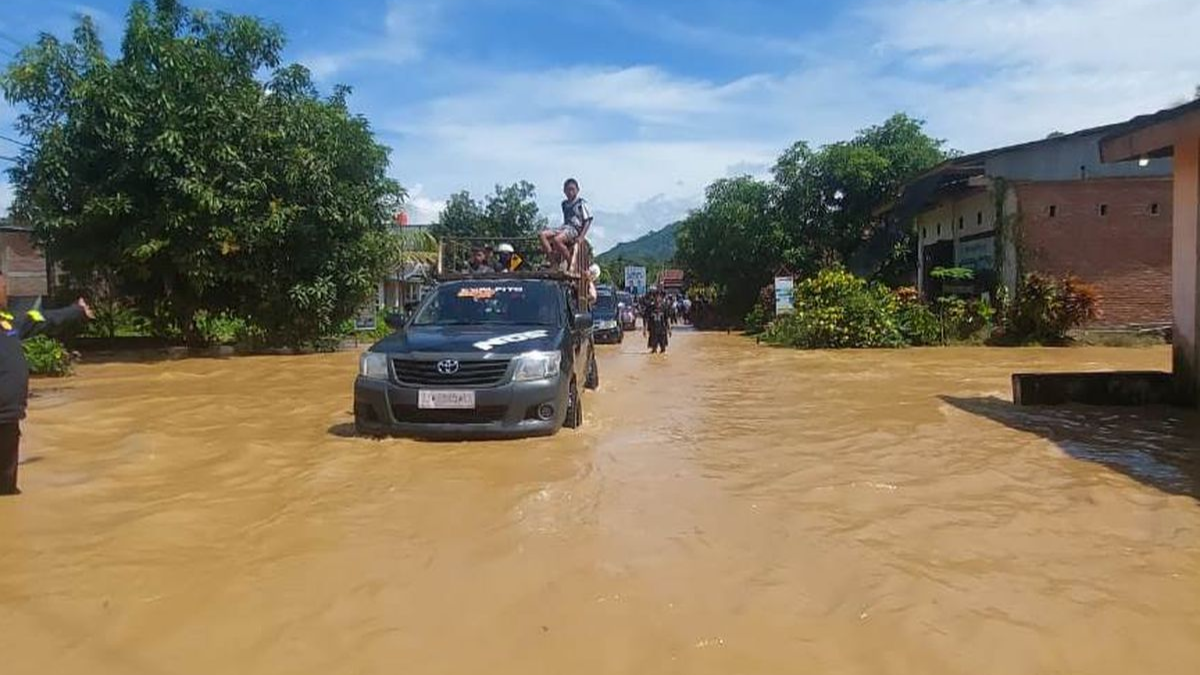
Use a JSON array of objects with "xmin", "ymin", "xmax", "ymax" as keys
[{"xmin": 2, "ymin": 0, "xmax": 1199, "ymax": 252}]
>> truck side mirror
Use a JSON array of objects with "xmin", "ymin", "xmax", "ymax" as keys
[
  {"xmin": 573, "ymin": 312, "xmax": 593, "ymax": 330},
  {"xmin": 385, "ymin": 313, "xmax": 406, "ymax": 330}
]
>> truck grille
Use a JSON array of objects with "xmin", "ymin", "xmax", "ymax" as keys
[{"xmin": 392, "ymin": 358, "xmax": 511, "ymax": 387}]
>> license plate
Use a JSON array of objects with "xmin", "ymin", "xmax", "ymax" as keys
[{"xmin": 418, "ymin": 390, "xmax": 476, "ymax": 410}]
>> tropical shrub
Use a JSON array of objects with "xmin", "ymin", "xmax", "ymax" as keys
[
  {"xmin": 24, "ymin": 336, "xmax": 73, "ymax": 376},
  {"xmin": 935, "ymin": 295, "xmax": 995, "ymax": 343},
  {"xmin": 762, "ymin": 268, "xmax": 904, "ymax": 348},
  {"xmin": 896, "ymin": 298, "xmax": 941, "ymax": 346},
  {"xmin": 996, "ymin": 272, "xmax": 1101, "ymax": 344},
  {"xmin": 743, "ymin": 285, "xmax": 775, "ymax": 335}
]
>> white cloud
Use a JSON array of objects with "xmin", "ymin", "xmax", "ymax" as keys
[
  {"xmin": 299, "ymin": 0, "xmax": 439, "ymax": 79},
  {"xmin": 5, "ymin": 0, "xmax": 1200, "ymax": 250},
  {"xmin": 401, "ymin": 184, "xmax": 446, "ymax": 225},
  {"xmin": 857, "ymin": 0, "xmax": 1200, "ymax": 150},
  {"xmin": 377, "ymin": 0, "xmax": 1200, "ymax": 249},
  {"xmin": 587, "ymin": 0, "xmax": 812, "ymax": 59},
  {"xmin": 594, "ymin": 194, "xmax": 699, "ymax": 254},
  {"xmin": 865, "ymin": 0, "xmax": 1200, "ymax": 72},
  {"xmin": 0, "ymin": 182, "xmax": 12, "ymax": 217}
]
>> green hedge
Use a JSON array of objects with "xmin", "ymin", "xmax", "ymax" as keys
[
  {"xmin": 24, "ymin": 336, "xmax": 73, "ymax": 377},
  {"xmin": 762, "ymin": 269, "xmax": 905, "ymax": 348}
]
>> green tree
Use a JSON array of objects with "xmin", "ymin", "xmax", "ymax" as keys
[
  {"xmin": 431, "ymin": 190, "xmax": 486, "ymax": 239},
  {"xmin": 483, "ymin": 180, "xmax": 548, "ymax": 239},
  {"xmin": 1, "ymin": 0, "xmax": 405, "ymax": 347},
  {"xmin": 774, "ymin": 113, "xmax": 949, "ymax": 274},
  {"xmin": 674, "ymin": 113, "xmax": 947, "ymax": 324},
  {"xmin": 675, "ymin": 176, "xmax": 783, "ymax": 321},
  {"xmin": 432, "ymin": 181, "xmax": 547, "ymax": 240}
]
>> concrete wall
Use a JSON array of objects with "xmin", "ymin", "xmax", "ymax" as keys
[
  {"xmin": 1015, "ymin": 178, "xmax": 1173, "ymax": 326},
  {"xmin": 1173, "ymin": 136, "xmax": 1200, "ymax": 406},
  {"xmin": 915, "ymin": 190, "xmax": 996, "ymax": 247},
  {"xmin": 984, "ymin": 131, "xmax": 1173, "ymax": 182},
  {"xmin": 0, "ymin": 228, "xmax": 48, "ymax": 299},
  {"xmin": 915, "ymin": 189, "xmax": 995, "ymax": 296}
]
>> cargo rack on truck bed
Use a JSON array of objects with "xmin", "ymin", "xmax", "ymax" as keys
[
  {"xmin": 433, "ymin": 236, "xmax": 594, "ymax": 307},
  {"xmin": 435, "ymin": 237, "xmax": 593, "ymax": 278}
]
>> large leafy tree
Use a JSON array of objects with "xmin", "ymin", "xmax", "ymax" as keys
[
  {"xmin": 432, "ymin": 181, "xmax": 547, "ymax": 240},
  {"xmin": 432, "ymin": 190, "xmax": 486, "ymax": 239},
  {"xmin": 675, "ymin": 176, "xmax": 783, "ymax": 320},
  {"xmin": 1, "ymin": 0, "xmax": 405, "ymax": 346},
  {"xmin": 774, "ymin": 113, "xmax": 949, "ymax": 273},
  {"xmin": 676, "ymin": 113, "xmax": 948, "ymax": 323}
]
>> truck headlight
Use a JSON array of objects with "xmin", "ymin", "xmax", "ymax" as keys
[
  {"xmin": 512, "ymin": 351, "xmax": 562, "ymax": 382},
  {"xmin": 360, "ymin": 352, "xmax": 390, "ymax": 380}
]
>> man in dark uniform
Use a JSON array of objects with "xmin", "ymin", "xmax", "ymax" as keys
[
  {"xmin": 643, "ymin": 288, "xmax": 672, "ymax": 354},
  {"xmin": 0, "ymin": 272, "xmax": 93, "ymax": 495}
]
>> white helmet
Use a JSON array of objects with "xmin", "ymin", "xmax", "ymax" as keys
[
  {"xmin": 588, "ymin": 264, "xmax": 601, "ymax": 280},
  {"xmin": 497, "ymin": 243, "xmax": 514, "ymax": 254}
]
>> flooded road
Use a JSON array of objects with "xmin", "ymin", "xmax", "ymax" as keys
[{"xmin": 2, "ymin": 332, "xmax": 1198, "ymax": 675}]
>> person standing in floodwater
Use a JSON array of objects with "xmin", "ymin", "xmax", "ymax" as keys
[
  {"xmin": 0, "ymin": 271, "xmax": 93, "ymax": 495},
  {"xmin": 643, "ymin": 289, "xmax": 672, "ymax": 354}
]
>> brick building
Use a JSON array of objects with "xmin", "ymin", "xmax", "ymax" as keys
[
  {"xmin": 0, "ymin": 219, "xmax": 49, "ymax": 311},
  {"xmin": 1099, "ymin": 99, "xmax": 1200, "ymax": 405},
  {"xmin": 887, "ymin": 124, "xmax": 1174, "ymax": 328}
]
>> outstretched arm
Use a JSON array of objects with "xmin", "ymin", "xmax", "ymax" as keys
[{"xmin": 17, "ymin": 299, "xmax": 94, "ymax": 340}]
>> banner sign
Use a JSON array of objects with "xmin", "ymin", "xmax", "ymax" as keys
[
  {"xmin": 624, "ymin": 266, "xmax": 647, "ymax": 295},
  {"xmin": 354, "ymin": 305, "xmax": 377, "ymax": 331},
  {"xmin": 774, "ymin": 276, "xmax": 795, "ymax": 315}
]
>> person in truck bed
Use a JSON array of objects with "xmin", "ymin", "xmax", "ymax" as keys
[{"xmin": 0, "ymin": 272, "xmax": 94, "ymax": 495}]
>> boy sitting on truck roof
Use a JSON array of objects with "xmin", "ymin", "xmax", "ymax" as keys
[{"xmin": 540, "ymin": 178, "xmax": 592, "ymax": 270}]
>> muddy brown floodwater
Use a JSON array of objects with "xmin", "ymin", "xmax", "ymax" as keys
[{"xmin": 1, "ymin": 331, "xmax": 1198, "ymax": 675}]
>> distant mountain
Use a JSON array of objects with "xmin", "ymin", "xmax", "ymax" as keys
[{"xmin": 597, "ymin": 221, "xmax": 682, "ymax": 263}]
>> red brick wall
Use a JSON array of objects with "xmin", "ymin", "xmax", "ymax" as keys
[
  {"xmin": 1015, "ymin": 178, "xmax": 1172, "ymax": 327},
  {"xmin": 0, "ymin": 229, "xmax": 48, "ymax": 298}
]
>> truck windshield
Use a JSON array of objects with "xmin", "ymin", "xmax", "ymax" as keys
[
  {"xmin": 411, "ymin": 282, "xmax": 562, "ymax": 326},
  {"xmin": 595, "ymin": 292, "xmax": 617, "ymax": 312}
]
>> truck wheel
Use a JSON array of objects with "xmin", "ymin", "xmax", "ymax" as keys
[
  {"xmin": 563, "ymin": 378, "xmax": 583, "ymax": 428},
  {"xmin": 584, "ymin": 348, "xmax": 599, "ymax": 390}
]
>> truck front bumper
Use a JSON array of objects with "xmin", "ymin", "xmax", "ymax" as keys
[{"xmin": 353, "ymin": 375, "xmax": 569, "ymax": 439}]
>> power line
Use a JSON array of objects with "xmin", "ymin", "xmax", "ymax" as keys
[
  {"xmin": 0, "ymin": 32, "xmax": 25, "ymax": 50},
  {"xmin": 0, "ymin": 134, "xmax": 29, "ymax": 148}
]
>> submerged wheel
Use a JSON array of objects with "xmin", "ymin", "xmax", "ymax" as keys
[
  {"xmin": 563, "ymin": 378, "xmax": 583, "ymax": 429},
  {"xmin": 584, "ymin": 348, "xmax": 599, "ymax": 390}
]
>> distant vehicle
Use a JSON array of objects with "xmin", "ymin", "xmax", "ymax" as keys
[
  {"xmin": 355, "ymin": 238, "xmax": 598, "ymax": 438},
  {"xmin": 617, "ymin": 291, "xmax": 636, "ymax": 331},
  {"xmin": 592, "ymin": 285, "xmax": 623, "ymax": 344}
]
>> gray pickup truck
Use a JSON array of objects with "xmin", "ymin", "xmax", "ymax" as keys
[{"xmin": 355, "ymin": 273, "xmax": 599, "ymax": 439}]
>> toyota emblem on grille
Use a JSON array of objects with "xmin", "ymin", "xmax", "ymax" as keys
[{"xmin": 437, "ymin": 359, "xmax": 461, "ymax": 375}]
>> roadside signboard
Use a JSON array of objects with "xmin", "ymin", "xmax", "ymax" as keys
[
  {"xmin": 774, "ymin": 276, "xmax": 795, "ymax": 315},
  {"xmin": 624, "ymin": 266, "xmax": 647, "ymax": 295},
  {"xmin": 354, "ymin": 305, "xmax": 377, "ymax": 331}
]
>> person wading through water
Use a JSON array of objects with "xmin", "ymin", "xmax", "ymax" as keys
[
  {"xmin": 643, "ymin": 287, "xmax": 672, "ymax": 354},
  {"xmin": 0, "ymin": 272, "xmax": 93, "ymax": 495}
]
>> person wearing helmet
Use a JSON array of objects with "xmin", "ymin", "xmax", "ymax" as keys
[{"xmin": 495, "ymin": 243, "xmax": 525, "ymax": 273}]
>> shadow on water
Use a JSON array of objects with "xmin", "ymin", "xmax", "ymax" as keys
[
  {"xmin": 942, "ymin": 396, "xmax": 1200, "ymax": 499},
  {"xmin": 327, "ymin": 423, "xmax": 362, "ymax": 439}
]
